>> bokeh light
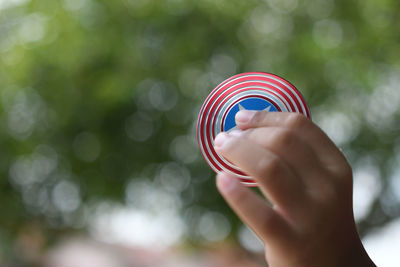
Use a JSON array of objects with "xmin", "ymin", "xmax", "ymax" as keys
[{"xmin": 1, "ymin": 0, "xmax": 400, "ymax": 266}]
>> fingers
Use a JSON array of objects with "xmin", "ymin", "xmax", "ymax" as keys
[
  {"xmin": 235, "ymin": 110, "xmax": 348, "ymax": 169},
  {"xmin": 214, "ymin": 132, "xmax": 306, "ymax": 211},
  {"xmin": 230, "ymin": 127, "xmax": 323, "ymax": 186},
  {"xmin": 216, "ymin": 172, "xmax": 291, "ymax": 243}
]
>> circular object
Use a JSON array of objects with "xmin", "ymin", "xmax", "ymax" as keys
[{"xmin": 196, "ymin": 72, "xmax": 311, "ymax": 186}]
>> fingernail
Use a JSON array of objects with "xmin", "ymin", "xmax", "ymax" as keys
[
  {"xmin": 214, "ymin": 132, "xmax": 229, "ymax": 148},
  {"xmin": 235, "ymin": 110, "xmax": 256, "ymax": 124},
  {"xmin": 217, "ymin": 172, "xmax": 238, "ymax": 192}
]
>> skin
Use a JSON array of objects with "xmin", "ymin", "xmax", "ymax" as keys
[{"xmin": 214, "ymin": 110, "xmax": 376, "ymax": 267}]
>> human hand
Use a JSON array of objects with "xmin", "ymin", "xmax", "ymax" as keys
[{"xmin": 214, "ymin": 110, "xmax": 376, "ymax": 267}]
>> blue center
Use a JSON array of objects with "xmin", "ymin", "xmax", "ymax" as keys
[{"xmin": 223, "ymin": 97, "xmax": 278, "ymax": 131}]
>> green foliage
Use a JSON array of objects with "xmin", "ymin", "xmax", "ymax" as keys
[{"xmin": 1, "ymin": 0, "xmax": 400, "ymax": 263}]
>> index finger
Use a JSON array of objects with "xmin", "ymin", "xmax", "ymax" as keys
[{"xmin": 235, "ymin": 110, "xmax": 348, "ymax": 168}]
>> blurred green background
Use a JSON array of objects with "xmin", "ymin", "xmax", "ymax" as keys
[{"xmin": 1, "ymin": 0, "xmax": 400, "ymax": 266}]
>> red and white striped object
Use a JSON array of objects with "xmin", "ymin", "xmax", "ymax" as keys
[{"xmin": 197, "ymin": 72, "xmax": 311, "ymax": 186}]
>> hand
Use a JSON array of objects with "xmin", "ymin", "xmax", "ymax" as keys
[{"xmin": 214, "ymin": 110, "xmax": 376, "ymax": 267}]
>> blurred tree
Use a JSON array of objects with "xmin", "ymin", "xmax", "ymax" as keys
[{"xmin": 1, "ymin": 0, "xmax": 400, "ymax": 265}]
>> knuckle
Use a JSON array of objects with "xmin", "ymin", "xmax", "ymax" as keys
[
  {"xmin": 250, "ymin": 110, "xmax": 268, "ymax": 125},
  {"xmin": 321, "ymin": 184, "xmax": 338, "ymax": 200},
  {"xmin": 269, "ymin": 129, "xmax": 295, "ymax": 149},
  {"xmin": 335, "ymin": 167, "xmax": 354, "ymax": 191},
  {"xmin": 246, "ymin": 128, "xmax": 266, "ymax": 142},
  {"xmin": 255, "ymin": 155, "xmax": 282, "ymax": 178},
  {"xmin": 241, "ymin": 129, "xmax": 253, "ymax": 138},
  {"xmin": 285, "ymin": 113, "xmax": 308, "ymax": 129},
  {"xmin": 326, "ymin": 161, "xmax": 353, "ymax": 183},
  {"xmin": 315, "ymin": 181, "xmax": 341, "ymax": 204},
  {"xmin": 222, "ymin": 137, "xmax": 239, "ymax": 154},
  {"xmin": 336, "ymin": 163, "xmax": 353, "ymax": 180}
]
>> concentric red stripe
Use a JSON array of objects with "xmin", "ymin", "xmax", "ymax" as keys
[
  {"xmin": 201, "ymin": 86, "xmax": 288, "ymax": 177},
  {"xmin": 201, "ymin": 82, "xmax": 292, "ymax": 176},
  {"xmin": 196, "ymin": 72, "xmax": 311, "ymax": 185},
  {"xmin": 211, "ymin": 94, "xmax": 282, "ymax": 176}
]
